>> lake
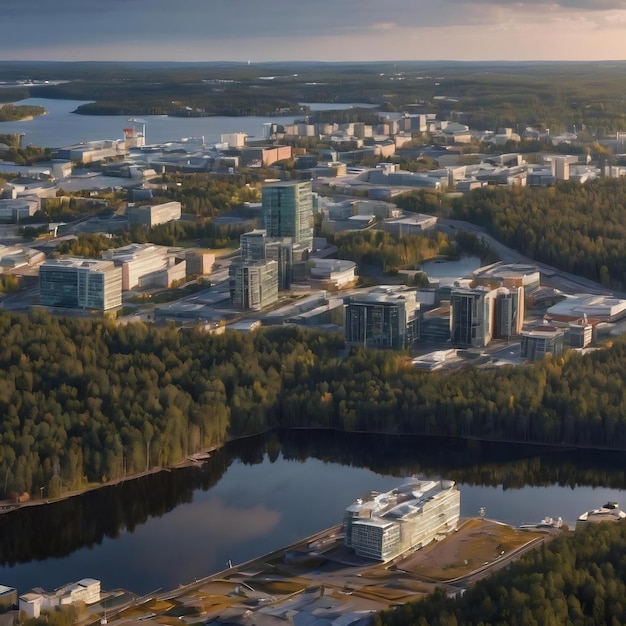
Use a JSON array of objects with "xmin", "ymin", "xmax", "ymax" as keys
[
  {"xmin": 0, "ymin": 99, "xmax": 377, "ymax": 149},
  {"xmin": 0, "ymin": 431, "xmax": 624, "ymax": 596}
]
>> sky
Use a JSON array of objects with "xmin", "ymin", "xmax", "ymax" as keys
[{"xmin": 2, "ymin": 0, "xmax": 626, "ymax": 62}]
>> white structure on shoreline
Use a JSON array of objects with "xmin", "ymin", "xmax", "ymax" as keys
[
  {"xmin": 577, "ymin": 502, "xmax": 626, "ymax": 529},
  {"xmin": 343, "ymin": 478, "xmax": 460, "ymax": 561},
  {"xmin": 19, "ymin": 579, "xmax": 101, "ymax": 619}
]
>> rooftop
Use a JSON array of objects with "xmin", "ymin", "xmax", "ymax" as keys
[{"xmin": 42, "ymin": 257, "xmax": 116, "ymax": 272}]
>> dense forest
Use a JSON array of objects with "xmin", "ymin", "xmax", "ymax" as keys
[
  {"xmin": 333, "ymin": 230, "xmax": 453, "ymax": 272},
  {"xmin": 378, "ymin": 521, "xmax": 626, "ymax": 626},
  {"xmin": 3, "ymin": 61, "xmax": 626, "ymax": 131},
  {"xmin": 4, "ymin": 312, "xmax": 626, "ymax": 498},
  {"xmin": 451, "ymin": 178, "xmax": 626, "ymax": 290}
]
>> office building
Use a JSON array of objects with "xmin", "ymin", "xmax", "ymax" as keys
[
  {"xmin": 520, "ymin": 325, "xmax": 565, "ymax": 360},
  {"xmin": 241, "ymin": 230, "xmax": 269, "ymax": 262},
  {"xmin": 262, "ymin": 181, "xmax": 314, "ymax": 248},
  {"xmin": 126, "ymin": 201, "xmax": 181, "ymax": 227},
  {"xmin": 450, "ymin": 287, "xmax": 495, "ymax": 347},
  {"xmin": 344, "ymin": 479, "xmax": 460, "ymax": 561},
  {"xmin": 241, "ymin": 229, "xmax": 307, "ymax": 289},
  {"xmin": 569, "ymin": 321, "xmax": 593, "ymax": 348},
  {"xmin": 493, "ymin": 286, "xmax": 524, "ymax": 339},
  {"xmin": 39, "ymin": 258, "xmax": 122, "ymax": 311},
  {"xmin": 229, "ymin": 259, "xmax": 279, "ymax": 311},
  {"xmin": 0, "ymin": 197, "xmax": 39, "ymax": 222},
  {"xmin": 344, "ymin": 286, "xmax": 419, "ymax": 349},
  {"xmin": 552, "ymin": 156, "xmax": 571, "ymax": 181},
  {"xmin": 102, "ymin": 243, "xmax": 185, "ymax": 290}
]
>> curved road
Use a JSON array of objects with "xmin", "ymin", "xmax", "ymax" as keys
[{"xmin": 439, "ymin": 218, "xmax": 626, "ymax": 299}]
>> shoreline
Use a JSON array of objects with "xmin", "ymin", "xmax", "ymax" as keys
[{"xmin": 1, "ymin": 426, "xmax": 624, "ymax": 515}]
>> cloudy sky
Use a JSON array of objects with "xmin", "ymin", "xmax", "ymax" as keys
[{"xmin": 2, "ymin": 0, "xmax": 626, "ymax": 62}]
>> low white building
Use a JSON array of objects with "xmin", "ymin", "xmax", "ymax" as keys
[
  {"xmin": 383, "ymin": 213, "xmax": 438, "ymax": 237},
  {"xmin": 102, "ymin": 243, "xmax": 185, "ymax": 290},
  {"xmin": 546, "ymin": 294, "xmax": 626, "ymax": 323},
  {"xmin": 126, "ymin": 201, "xmax": 181, "ymax": 227},
  {"xmin": 309, "ymin": 259, "xmax": 356, "ymax": 289},
  {"xmin": 19, "ymin": 579, "xmax": 100, "ymax": 618},
  {"xmin": 19, "ymin": 593, "xmax": 42, "ymax": 619}
]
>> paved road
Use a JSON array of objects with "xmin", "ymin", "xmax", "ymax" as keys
[{"xmin": 439, "ymin": 218, "xmax": 625, "ymax": 298}]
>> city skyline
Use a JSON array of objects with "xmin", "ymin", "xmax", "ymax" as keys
[{"xmin": 2, "ymin": 0, "xmax": 626, "ymax": 63}]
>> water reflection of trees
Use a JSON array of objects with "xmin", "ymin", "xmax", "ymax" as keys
[
  {"xmin": 1, "ymin": 431, "xmax": 625, "ymax": 566},
  {"xmin": 276, "ymin": 430, "xmax": 626, "ymax": 491}
]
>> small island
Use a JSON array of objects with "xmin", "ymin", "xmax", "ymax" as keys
[{"xmin": 0, "ymin": 103, "xmax": 46, "ymax": 123}]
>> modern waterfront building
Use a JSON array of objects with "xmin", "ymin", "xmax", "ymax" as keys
[
  {"xmin": 126, "ymin": 201, "xmax": 181, "ymax": 227},
  {"xmin": 344, "ymin": 479, "xmax": 460, "ymax": 561},
  {"xmin": 0, "ymin": 585, "xmax": 16, "ymax": 611},
  {"xmin": 261, "ymin": 181, "xmax": 314, "ymax": 248},
  {"xmin": 39, "ymin": 258, "xmax": 122, "ymax": 311},
  {"xmin": 56, "ymin": 140, "xmax": 123, "ymax": 163},
  {"xmin": 450, "ymin": 287, "xmax": 495, "ymax": 347},
  {"xmin": 520, "ymin": 325, "xmax": 565, "ymax": 360},
  {"xmin": 229, "ymin": 259, "xmax": 279, "ymax": 311},
  {"xmin": 344, "ymin": 286, "xmax": 419, "ymax": 349}
]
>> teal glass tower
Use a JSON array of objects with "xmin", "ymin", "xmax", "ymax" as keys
[{"xmin": 261, "ymin": 181, "xmax": 313, "ymax": 248}]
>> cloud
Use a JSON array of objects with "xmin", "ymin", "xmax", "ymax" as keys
[{"xmin": 0, "ymin": 0, "xmax": 625, "ymax": 61}]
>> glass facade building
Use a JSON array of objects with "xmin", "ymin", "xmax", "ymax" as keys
[
  {"xmin": 229, "ymin": 259, "xmax": 279, "ymax": 311},
  {"xmin": 39, "ymin": 258, "xmax": 122, "ymax": 311},
  {"xmin": 450, "ymin": 287, "xmax": 494, "ymax": 347},
  {"xmin": 344, "ymin": 287, "xmax": 419, "ymax": 349},
  {"xmin": 344, "ymin": 479, "xmax": 461, "ymax": 562},
  {"xmin": 261, "ymin": 181, "xmax": 314, "ymax": 248}
]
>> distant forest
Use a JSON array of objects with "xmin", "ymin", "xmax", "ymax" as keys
[
  {"xmin": 2, "ymin": 61, "xmax": 626, "ymax": 131},
  {"xmin": 4, "ymin": 311, "xmax": 626, "ymax": 498},
  {"xmin": 0, "ymin": 104, "xmax": 45, "ymax": 122}
]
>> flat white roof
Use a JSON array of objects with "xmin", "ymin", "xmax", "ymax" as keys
[
  {"xmin": 42, "ymin": 257, "xmax": 116, "ymax": 272},
  {"xmin": 548, "ymin": 294, "xmax": 626, "ymax": 318}
]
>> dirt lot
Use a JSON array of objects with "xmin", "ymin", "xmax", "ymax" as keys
[{"xmin": 395, "ymin": 518, "xmax": 547, "ymax": 581}]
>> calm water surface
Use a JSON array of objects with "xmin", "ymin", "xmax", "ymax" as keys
[
  {"xmin": 0, "ymin": 99, "xmax": 375, "ymax": 149},
  {"xmin": 0, "ymin": 432, "xmax": 624, "ymax": 595}
]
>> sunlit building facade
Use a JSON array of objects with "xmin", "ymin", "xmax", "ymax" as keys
[
  {"xmin": 39, "ymin": 258, "xmax": 122, "ymax": 311},
  {"xmin": 344, "ymin": 479, "xmax": 460, "ymax": 561}
]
